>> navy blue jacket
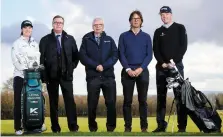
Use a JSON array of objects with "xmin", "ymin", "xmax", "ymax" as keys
[
  {"xmin": 118, "ymin": 30, "xmax": 153, "ymax": 70},
  {"xmin": 79, "ymin": 31, "xmax": 118, "ymax": 80}
]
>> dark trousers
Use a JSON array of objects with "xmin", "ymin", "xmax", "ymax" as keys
[
  {"xmin": 156, "ymin": 61, "xmax": 188, "ymax": 130},
  {"xmin": 47, "ymin": 78, "xmax": 78, "ymax": 132},
  {"xmin": 87, "ymin": 76, "xmax": 116, "ymax": 131},
  {"xmin": 121, "ymin": 68, "xmax": 149, "ymax": 129},
  {"xmin": 13, "ymin": 76, "xmax": 24, "ymax": 131}
]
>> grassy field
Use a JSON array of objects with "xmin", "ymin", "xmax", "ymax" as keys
[{"xmin": 1, "ymin": 115, "xmax": 223, "ymax": 136}]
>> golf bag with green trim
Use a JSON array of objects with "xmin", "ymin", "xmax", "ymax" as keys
[{"xmin": 21, "ymin": 66, "xmax": 45, "ymax": 131}]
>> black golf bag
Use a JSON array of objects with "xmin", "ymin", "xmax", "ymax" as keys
[
  {"xmin": 166, "ymin": 61, "xmax": 222, "ymax": 133},
  {"xmin": 21, "ymin": 63, "xmax": 45, "ymax": 131}
]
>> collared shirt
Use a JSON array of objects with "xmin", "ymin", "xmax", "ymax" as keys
[
  {"xmin": 55, "ymin": 33, "xmax": 62, "ymax": 47},
  {"xmin": 94, "ymin": 33, "xmax": 101, "ymax": 45},
  {"xmin": 131, "ymin": 28, "xmax": 141, "ymax": 35},
  {"xmin": 163, "ymin": 22, "xmax": 174, "ymax": 28}
]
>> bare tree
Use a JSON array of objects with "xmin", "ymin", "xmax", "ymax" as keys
[{"xmin": 2, "ymin": 77, "xmax": 13, "ymax": 91}]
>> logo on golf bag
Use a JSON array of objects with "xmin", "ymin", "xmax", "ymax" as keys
[
  {"xmin": 31, "ymin": 100, "xmax": 38, "ymax": 103},
  {"xmin": 30, "ymin": 108, "xmax": 38, "ymax": 114}
]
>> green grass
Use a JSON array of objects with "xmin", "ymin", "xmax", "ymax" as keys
[{"xmin": 1, "ymin": 116, "xmax": 223, "ymax": 136}]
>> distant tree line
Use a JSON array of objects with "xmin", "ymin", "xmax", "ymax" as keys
[{"xmin": 1, "ymin": 78, "xmax": 223, "ymax": 119}]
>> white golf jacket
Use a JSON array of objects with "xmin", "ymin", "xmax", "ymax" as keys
[{"xmin": 11, "ymin": 36, "xmax": 40, "ymax": 78}]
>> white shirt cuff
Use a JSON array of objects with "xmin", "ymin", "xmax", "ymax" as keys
[{"xmin": 126, "ymin": 68, "xmax": 131, "ymax": 72}]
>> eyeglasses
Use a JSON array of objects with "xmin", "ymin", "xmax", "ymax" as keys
[
  {"xmin": 93, "ymin": 24, "xmax": 103, "ymax": 27},
  {"xmin": 53, "ymin": 22, "xmax": 64, "ymax": 25},
  {"xmin": 132, "ymin": 18, "xmax": 141, "ymax": 21}
]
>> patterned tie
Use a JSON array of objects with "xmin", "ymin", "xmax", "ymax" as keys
[
  {"xmin": 95, "ymin": 36, "xmax": 100, "ymax": 45},
  {"xmin": 56, "ymin": 35, "xmax": 61, "ymax": 55}
]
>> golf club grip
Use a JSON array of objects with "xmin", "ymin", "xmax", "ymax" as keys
[
  {"xmin": 170, "ymin": 59, "xmax": 178, "ymax": 71},
  {"xmin": 170, "ymin": 59, "xmax": 184, "ymax": 79}
]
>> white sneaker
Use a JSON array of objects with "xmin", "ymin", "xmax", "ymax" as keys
[
  {"xmin": 15, "ymin": 130, "xmax": 23, "ymax": 135},
  {"xmin": 41, "ymin": 124, "xmax": 47, "ymax": 132}
]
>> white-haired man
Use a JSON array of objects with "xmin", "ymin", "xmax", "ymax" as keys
[{"xmin": 79, "ymin": 18, "xmax": 118, "ymax": 132}]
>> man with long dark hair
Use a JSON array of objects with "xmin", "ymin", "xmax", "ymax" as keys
[{"xmin": 118, "ymin": 10, "xmax": 153, "ymax": 132}]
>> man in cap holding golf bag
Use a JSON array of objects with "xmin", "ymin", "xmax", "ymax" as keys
[{"xmin": 153, "ymin": 6, "xmax": 188, "ymax": 132}]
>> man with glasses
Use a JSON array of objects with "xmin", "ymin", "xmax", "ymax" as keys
[
  {"xmin": 118, "ymin": 10, "xmax": 153, "ymax": 132},
  {"xmin": 80, "ymin": 18, "xmax": 118, "ymax": 132},
  {"xmin": 39, "ymin": 15, "xmax": 79, "ymax": 133},
  {"xmin": 79, "ymin": 18, "xmax": 118, "ymax": 132}
]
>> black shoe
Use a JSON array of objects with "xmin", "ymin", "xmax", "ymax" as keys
[
  {"xmin": 178, "ymin": 129, "xmax": 186, "ymax": 132},
  {"xmin": 124, "ymin": 127, "xmax": 131, "ymax": 132},
  {"xmin": 70, "ymin": 129, "xmax": 78, "ymax": 132},
  {"xmin": 70, "ymin": 125, "xmax": 79, "ymax": 132},
  {"xmin": 152, "ymin": 127, "xmax": 166, "ymax": 132},
  {"xmin": 89, "ymin": 128, "xmax": 97, "ymax": 132},
  {"xmin": 52, "ymin": 130, "xmax": 61, "ymax": 133},
  {"xmin": 141, "ymin": 128, "xmax": 148, "ymax": 132},
  {"xmin": 107, "ymin": 127, "xmax": 115, "ymax": 132},
  {"xmin": 152, "ymin": 122, "xmax": 167, "ymax": 132},
  {"xmin": 51, "ymin": 125, "xmax": 61, "ymax": 133}
]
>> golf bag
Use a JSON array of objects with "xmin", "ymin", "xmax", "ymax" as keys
[
  {"xmin": 21, "ymin": 63, "xmax": 45, "ymax": 131},
  {"xmin": 166, "ymin": 60, "xmax": 222, "ymax": 133},
  {"xmin": 187, "ymin": 88, "xmax": 222, "ymax": 133}
]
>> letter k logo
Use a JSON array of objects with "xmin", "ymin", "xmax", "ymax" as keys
[{"xmin": 30, "ymin": 108, "xmax": 38, "ymax": 114}]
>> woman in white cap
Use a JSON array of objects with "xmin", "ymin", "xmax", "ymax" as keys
[{"xmin": 11, "ymin": 20, "xmax": 46, "ymax": 135}]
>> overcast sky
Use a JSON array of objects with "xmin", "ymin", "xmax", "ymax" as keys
[{"xmin": 1, "ymin": 0, "xmax": 223, "ymax": 95}]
